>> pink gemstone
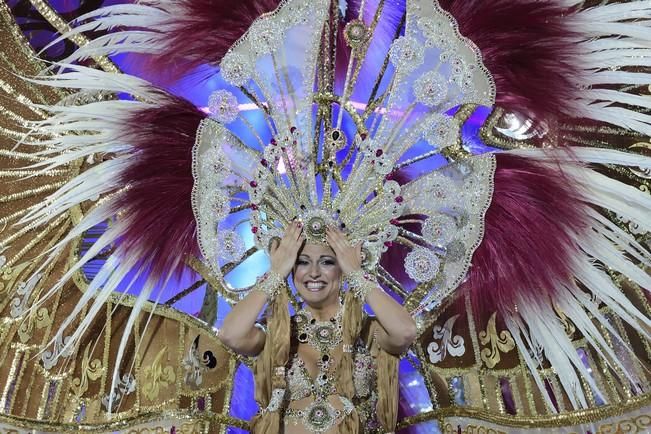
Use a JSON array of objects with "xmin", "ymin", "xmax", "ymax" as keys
[
  {"xmin": 249, "ymin": 180, "xmax": 257, "ymax": 188},
  {"xmin": 375, "ymin": 149, "xmax": 383, "ymax": 157},
  {"xmin": 270, "ymin": 138, "xmax": 277, "ymax": 145},
  {"xmin": 251, "ymin": 204, "xmax": 258, "ymax": 210},
  {"xmin": 360, "ymin": 133, "xmax": 367, "ymax": 140},
  {"xmin": 261, "ymin": 159, "xmax": 268, "ymax": 167},
  {"xmin": 395, "ymin": 196, "xmax": 403, "ymax": 203},
  {"xmin": 290, "ymin": 126, "xmax": 297, "ymax": 133},
  {"xmin": 385, "ymin": 173, "xmax": 394, "ymax": 180},
  {"xmin": 251, "ymin": 227, "xmax": 259, "ymax": 234}
]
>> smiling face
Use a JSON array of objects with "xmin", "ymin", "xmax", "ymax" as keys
[{"xmin": 292, "ymin": 243, "xmax": 342, "ymax": 309}]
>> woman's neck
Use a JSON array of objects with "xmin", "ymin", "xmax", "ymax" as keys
[{"xmin": 305, "ymin": 298, "xmax": 341, "ymax": 321}]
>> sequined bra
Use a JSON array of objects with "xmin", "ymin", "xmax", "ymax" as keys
[{"xmin": 285, "ymin": 340, "xmax": 377, "ymax": 402}]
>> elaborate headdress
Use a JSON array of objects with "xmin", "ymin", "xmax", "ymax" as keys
[{"xmin": 190, "ymin": 0, "xmax": 496, "ymax": 305}]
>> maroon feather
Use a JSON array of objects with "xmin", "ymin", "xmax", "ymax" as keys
[
  {"xmin": 438, "ymin": 0, "xmax": 581, "ymax": 125},
  {"xmin": 135, "ymin": 0, "xmax": 370, "ymax": 84},
  {"xmin": 461, "ymin": 153, "xmax": 588, "ymax": 318},
  {"xmin": 113, "ymin": 93, "xmax": 206, "ymax": 280},
  {"xmin": 139, "ymin": 0, "xmax": 281, "ymax": 80}
]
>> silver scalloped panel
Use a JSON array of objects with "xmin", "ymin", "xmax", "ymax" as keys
[
  {"xmin": 400, "ymin": 155, "xmax": 496, "ymax": 307},
  {"xmin": 191, "ymin": 119, "xmax": 258, "ymax": 276}
]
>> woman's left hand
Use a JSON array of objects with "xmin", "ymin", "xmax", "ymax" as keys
[{"xmin": 326, "ymin": 226, "xmax": 362, "ymax": 276}]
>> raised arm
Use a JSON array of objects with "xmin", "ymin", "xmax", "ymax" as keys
[
  {"xmin": 218, "ymin": 222, "xmax": 304, "ymax": 357},
  {"xmin": 363, "ymin": 282, "xmax": 417, "ymax": 355},
  {"xmin": 326, "ymin": 227, "xmax": 417, "ymax": 355},
  {"xmin": 217, "ymin": 289, "xmax": 268, "ymax": 357}
]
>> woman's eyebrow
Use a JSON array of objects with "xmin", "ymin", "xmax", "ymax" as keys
[{"xmin": 297, "ymin": 254, "xmax": 335, "ymax": 259}]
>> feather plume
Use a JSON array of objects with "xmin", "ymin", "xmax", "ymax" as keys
[
  {"xmin": 137, "ymin": 0, "xmax": 281, "ymax": 78},
  {"xmin": 463, "ymin": 153, "xmax": 587, "ymax": 318},
  {"xmin": 438, "ymin": 0, "xmax": 580, "ymax": 124},
  {"xmin": 463, "ymin": 148, "xmax": 651, "ymax": 409},
  {"xmin": 11, "ymin": 67, "xmax": 205, "ymax": 395},
  {"xmin": 437, "ymin": 0, "xmax": 651, "ymax": 136}
]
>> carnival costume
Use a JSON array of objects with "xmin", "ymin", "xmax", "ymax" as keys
[{"xmin": 0, "ymin": 0, "xmax": 651, "ymax": 432}]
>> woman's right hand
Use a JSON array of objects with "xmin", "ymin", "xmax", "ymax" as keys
[{"xmin": 269, "ymin": 221, "xmax": 305, "ymax": 277}]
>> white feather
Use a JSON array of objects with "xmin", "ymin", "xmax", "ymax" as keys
[
  {"xmin": 583, "ymin": 39, "xmax": 651, "ymax": 51},
  {"xmin": 588, "ymin": 210, "xmax": 651, "ymax": 267},
  {"xmin": 559, "ymin": 0, "xmax": 583, "ymax": 6},
  {"xmin": 576, "ymin": 22, "xmax": 651, "ymax": 41},
  {"xmin": 108, "ymin": 269, "xmax": 173, "ymax": 413},
  {"xmin": 557, "ymin": 292, "xmax": 641, "ymax": 394},
  {"xmin": 38, "ymin": 202, "xmax": 117, "ymax": 259},
  {"xmin": 21, "ymin": 166, "xmax": 126, "ymax": 228},
  {"xmin": 571, "ymin": 258, "xmax": 651, "ymax": 335},
  {"xmin": 582, "ymin": 90, "xmax": 651, "ymax": 110},
  {"xmin": 54, "ymin": 32, "xmax": 164, "ymax": 67},
  {"xmin": 579, "ymin": 234, "xmax": 651, "ymax": 296},
  {"xmin": 27, "ymin": 64, "xmax": 163, "ymax": 101},
  {"xmin": 29, "ymin": 218, "xmax": 122, "ymax": 310},
  {"xmin": 506, "ymin": 147, "xmax": 651, "ymax": 168},
  {"xmin": 561, "ymin": 2, "xmax": 651, "ymax": 134},
  {"xmin": 496, "ymin": 146, "xmax": 651, "ymax": 409},
  {"xmin": 41, "ymin": 11, "xmax": 167, "ymax": 55},
  {"xmin": 578, "ymin": 1, "xmax": 651, "ymax": 21},
  {"xmin": 583, "ymin": 71, "xmax": 651, "ymax": 86},
  {"xmin": 76, "ymin": 3, "xmax": 169, "ymax": 20},
  {"xmin": 54, "ymin": 253, "xmax": 142, "ymax": 359},
  {"xmin": 581, "ymin": 50, "xmax": 651, "ymax": 68},
  {"xmin": 505, "ymin": 316, "xmax": 558, "ymax": 412},
  {"xmin": 523, "ymin": 302, "xmax": 595, "ymax": 408},
  {"xmin": 571, "ymin": 171, "xmax": 651, "ymax": 232}
]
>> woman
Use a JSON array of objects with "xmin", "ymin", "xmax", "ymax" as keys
[{"xmin": 218, "ymin": 221, "xmax": 417, "ymax": 433}]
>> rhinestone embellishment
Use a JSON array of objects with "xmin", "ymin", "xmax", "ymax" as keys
[
  {"xmin": 220, "ymin": 52, "xmax": 253, "ymax": 87},
  {"xmin": 325, "ymin": 128, "xmax": 346, "ymax": 151},
  {"xmin": 405, "ymin": 247, "xmax": 441, "ymax": 283},
  {"xmin": 423, "ymin": 115, "xmax": 459, "ymax": 150},
  {"xmin": 422, "ymin": 215, "xmax": 456, "ymax": 246},
  {"xmin": 344, "ymin": 20, "xmax": 369, "ymax": 49},
  {"xmin": 306, "ymin": 401, "xmax": 336, "ymax": 431},
  {"xmin": 414, "ymin": 71, "xmax": 448, "ymax": 106},
  {"xmin": 307, "ymin": 216, "xmax": 326, "ymax": 239},
  {"xmin": 208, "ymin": 90, "xmax": 239, "ymax": 123},
  {"xmin": 217, "ymin": 230, "xmax": 245, "ymax": 262},
  {"xmin": 389, "ymin": 36, "xmax": 425, "ymax": 74}
]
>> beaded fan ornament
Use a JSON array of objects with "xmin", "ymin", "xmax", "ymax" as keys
[{"xmin": 192, "ymin": 0, "xmax": 495, "ymax": 312}]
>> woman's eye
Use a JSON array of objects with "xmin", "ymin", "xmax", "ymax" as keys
[
  {"xmin": 296, "ymin": 260, "xmax": 309, "ymax": 265},
  {"xmin": 321, "ymin": 260, "xmax": 336, "ymax": 266}
]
